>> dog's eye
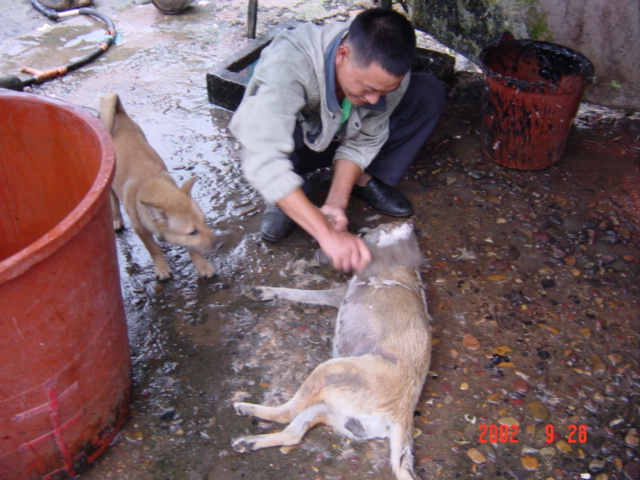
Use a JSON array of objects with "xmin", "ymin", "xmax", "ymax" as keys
[{"xmin": 188, "ymin": 229, "xmax": 199, "ymax": 236}]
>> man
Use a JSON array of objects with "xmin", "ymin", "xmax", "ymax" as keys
[{"xmin": 230, "ymin": 8, "xmax": 445, "ymax": 272}]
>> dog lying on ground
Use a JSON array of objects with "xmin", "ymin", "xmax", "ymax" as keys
[
  {"xmin": 99, "ymin": 93, "xmax": 221, "ymax": 280},
  {"xmin": 232, "ymin": 222, "xmax": 432, "ymax": 480}
]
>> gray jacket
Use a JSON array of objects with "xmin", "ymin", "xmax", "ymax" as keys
[{"xmin": 229, "ymin": 20, "xmax": 410, "ymax": 204}]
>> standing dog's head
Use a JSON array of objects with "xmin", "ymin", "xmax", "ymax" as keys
[{"xmin": 139, "ymin": 176, "xmax": 222, "ymax": 253}]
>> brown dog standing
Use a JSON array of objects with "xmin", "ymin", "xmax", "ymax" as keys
[
  {"xmin": 100, "ymin": 93, "xmax": 221, "ymax": 280},
  {"xmin": 233, "ymin": 222, "xmax": 432, "ymax": 480}
]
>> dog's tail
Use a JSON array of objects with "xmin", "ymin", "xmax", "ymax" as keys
[
  {"xmin": 389, "ymin": 424, "xmax": 420, "ymax": 480},
  {"xmin": 98, "ymin": 93, "xmax": 125, "ymax": 132}
]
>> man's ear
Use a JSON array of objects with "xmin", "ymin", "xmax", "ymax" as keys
[{"xmin": 336, "ymin": 44, "xmax": 350, "ymax": 67}]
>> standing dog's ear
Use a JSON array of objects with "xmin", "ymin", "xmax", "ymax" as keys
[
  {"xmin": 140, "ymin": 201, "xmax": 168, "ymax": 224},
  {"xmin": 180, "ymin": 176, "xmax": 198, "ymax": 197}
]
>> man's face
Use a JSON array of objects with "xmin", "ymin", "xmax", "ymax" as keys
[{"xmin": 335, "ymin": 44, "xmax": 403, "ymax": 107}]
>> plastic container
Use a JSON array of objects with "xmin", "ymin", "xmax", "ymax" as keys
[
  {"xmin": 480, "ymin": 32, "xmax": 595, "ymax": 170},
  {"xmin": 151, "ymin": 0, "xmax": 194, "ymax": 14},
  {"xmin": 0, "ymin": 91, "xmax": 131, "ymax": 480}
]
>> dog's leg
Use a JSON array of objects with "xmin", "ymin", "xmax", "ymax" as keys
[
  {"xmin": 136, "ymin": 229, "xmax": 171, "ymax": 280},
  {"xmin": 233, "ymin": 391, "xmax": 308, "ymax": 425},
  {"xmin": 233, "ymin": 357, "xmax": 341, "ymax": 425},
  {"xmin": 110, "ymin": 189, "xmax": 124, "ymax": 232},
  {"xmin": 232, "ymin": 403, "xmax": 329, "ymax": 453},
  {"xmin": 234, "ymin": 356, "xmax": 378, "ymax": 427},
  {"xmin": 389, "ymin": 422, "xmax": 420, "ymax": 480},
  {"xmin": 233, "ymin": 400, "xmax": 293, "ymax": 424},
  {"xmin": 244, "ymin": 286, "xmax": 347, "ymax": 307},
  {"xmin": 187, "ymin": 248, "xmax": 215, "ymax": 278}
]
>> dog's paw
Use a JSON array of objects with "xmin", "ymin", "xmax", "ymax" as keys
[
  {"xmin": 233, "ymin": 402, "xmax": 254, "ymax": 417},
  {"xmin": 195, "ymin": 261, "xmax": 216, "ymax": 278},
  {"xmin": 243, "ymin": 287, "xmax": 278, "ymax": 302},
  {"xmin": 231, "ymin": 436, "xmax": 256, "ymax": 453},
  {"xmin": 113, "ymin": 219, "xmax": 124, "ymax": 232},
  {"xmin": 155, "ymin": 265, "xmax": 172, "ymax": 281}
]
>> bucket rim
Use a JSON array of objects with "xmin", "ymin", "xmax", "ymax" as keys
[
  {"xmin": 480, "ymin": 34, "xmax": 595, "ymax": 90},
  {"xmin": 151, "ymin": 0, "xmax": 194, "ymax": 14},
  {"xmin": 0, "ymin": 91, "xmax": 115, "ymax": 284}
]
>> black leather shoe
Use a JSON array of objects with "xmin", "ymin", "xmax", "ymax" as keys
[
  {"xmin": 260, "ymin": 205, "xmax": 296, "ymax": 243},
  {"xmin": 352, "ymin": 178, "xmax": 414, "ymax": 217}
]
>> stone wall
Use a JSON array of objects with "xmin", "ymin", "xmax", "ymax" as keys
[{"xmin": 407, "ymin": 0, "xmax": 640, "ymax": 110}]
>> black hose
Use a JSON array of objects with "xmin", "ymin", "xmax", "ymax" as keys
[
  {"xmin": 44, "ymin": 8, "xmax": 116, "ymax": 73},
  {"xmin": 1, "ymin": 1, "xmax": 117, "ymax": 90},
  {"xmin": 78, "ymin": 7, "xmax": 116, "ymax": 32},
  {"xmin": 30, "ymin": 0, "xmax": 59, "ymax": 19}
]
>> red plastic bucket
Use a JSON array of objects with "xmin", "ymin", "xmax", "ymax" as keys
[
  {"xmin": 480, "ymin": 32, "xmax": 594, "ymax": 170},
  {"xmin": 0, "ymin": 91, "xmax": 130, "ymax": 479}
]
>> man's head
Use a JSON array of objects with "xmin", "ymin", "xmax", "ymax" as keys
[{"xmin": 335, "ymin": 8, "xmax": 416, "ymax": 106}]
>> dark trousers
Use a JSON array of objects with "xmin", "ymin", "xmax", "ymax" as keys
[{"xmin": 290, "ymin": 72, "xmax": 446, "ymax": 186}]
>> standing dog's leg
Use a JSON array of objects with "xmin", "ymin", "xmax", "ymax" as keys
[
  {"xmin": 188, "ymin": 248, "xmax": 215, "ymax": 278},
  {"xmin": 232, "ymin": 403, "xmax": 329, "ymax": 452},
  {"xmin": 135, "ymin": 228, "xmax": 171, "ymax": 280},
  {"xmin": 110, "ymin": 189, "xmax": 124, "ymax": 232}
]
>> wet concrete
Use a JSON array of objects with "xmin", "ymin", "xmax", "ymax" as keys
[{"xmin": 1, "ymin": 1, "xmax": 639, "ymax": 479}]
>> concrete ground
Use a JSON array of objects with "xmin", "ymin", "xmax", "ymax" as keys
[{"xmin": 1, "ymin": 0, "xmax": 639, "ymax": 479}]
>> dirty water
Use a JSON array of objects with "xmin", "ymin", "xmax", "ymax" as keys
[{"xmin": 1, "ymin": 1, "xmax": 639, "ymax": 479}]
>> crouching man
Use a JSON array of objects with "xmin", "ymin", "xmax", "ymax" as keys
[{"xmin": 229, "ymin": 7, "xmax": 445, "ymax": 272}]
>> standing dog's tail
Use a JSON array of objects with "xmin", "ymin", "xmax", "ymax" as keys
[{"xmin": 98, "ymin": 93, "xmax": 125, "ymax": 132}]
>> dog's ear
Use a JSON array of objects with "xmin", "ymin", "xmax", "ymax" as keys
[
  {"xmin": 180, "ymin": 176, "xmax": 198, "ymax": 197},
  {"xmin": 141, "ymin": 201, "xmax": 168, "ymax": 224}
]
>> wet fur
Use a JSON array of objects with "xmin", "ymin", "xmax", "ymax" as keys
[
  {"xmin": 233, "ymin": 222, "xmax": 432, "ymax": 480},
  {"xmin": 99, "ymin": 93, "xmax": 221, "ymax": 280}
]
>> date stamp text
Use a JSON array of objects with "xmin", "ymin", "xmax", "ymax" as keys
[{"xmin": 478, "ymin": 424, "xmax": 588, "ymax": 444}]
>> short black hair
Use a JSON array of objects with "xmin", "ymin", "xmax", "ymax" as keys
[{"xmin": 345, "ymin": 8, "xmax": 416, "ymax": 77}]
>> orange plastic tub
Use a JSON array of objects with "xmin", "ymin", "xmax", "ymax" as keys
[{"xmin": 0, "ymin": 91, "xmax": 131, "ymax": 479}]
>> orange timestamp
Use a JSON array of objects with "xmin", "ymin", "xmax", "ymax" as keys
[{"xmin": 478, "ymin": 424, "xmax": 588, "ymax": 444}]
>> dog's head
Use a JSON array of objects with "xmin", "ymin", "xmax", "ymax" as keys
[
  {"xmin": 359, "ymin": 221, "xmax": 423, "ymax": 276},
  {"xmin": 140, "ymin": 177, "xmax": 222, "ymax": 253}
]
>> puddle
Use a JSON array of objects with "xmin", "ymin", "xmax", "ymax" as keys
[{"xmin": 1, "ymin": 1, "xmax": 638, "ymax": 479}]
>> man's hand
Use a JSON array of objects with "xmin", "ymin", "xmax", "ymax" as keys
[
  {"xmin": 317, "ymin": 228, "xmax": 371, "ymax": 272},
  {"xmin": 320, "ymin": 204, "xmax": 348, "ymax": 231},
  {"xmin": 277, "ymin": 188, "xmax": 370, "ymax": 272}
]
